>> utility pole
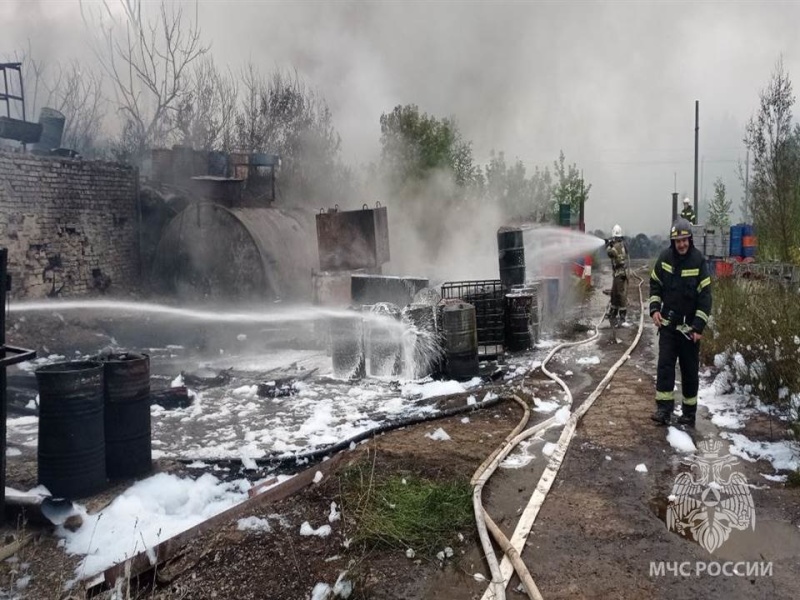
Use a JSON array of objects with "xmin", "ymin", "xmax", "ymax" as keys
[
  {"xmin": 693, "ymin": 100, "xmax": 699, "ymax": 219},
  {"xmin": 700, "ymin": 155, "xmax": 705, "ymax": 222}
]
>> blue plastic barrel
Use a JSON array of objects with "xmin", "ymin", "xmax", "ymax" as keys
[{"xmin": 729, "ymin": 225, "xmax": 743, "ymax": 257}]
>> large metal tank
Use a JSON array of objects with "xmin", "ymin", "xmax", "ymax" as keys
[{"xmin": 151, "ymin": 202, "xmax": 316, "ymax": 301}]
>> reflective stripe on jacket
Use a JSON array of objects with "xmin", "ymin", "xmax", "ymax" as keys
[{"xmin": 649, "ymin": 245, "xmax": 712, "ymax": 333}]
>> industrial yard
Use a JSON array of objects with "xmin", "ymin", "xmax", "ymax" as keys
[{"xmin": 3, "ymin": 2, "xmax": 800, "ymax": 599}]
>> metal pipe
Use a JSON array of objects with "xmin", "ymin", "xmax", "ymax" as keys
[
  {"xmin": 672, "ymin": 192, "xmax": 679, "ymax": 224},
  {"xmin": 694, "ymin": 100, "xmax": 699, "ymax": 218}
]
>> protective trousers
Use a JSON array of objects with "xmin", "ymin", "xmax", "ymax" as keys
[
  {"xmin": 656, "ymin": 327, "xmax": 699, "ymax": 410},
  {"xmin": 609, "ymin": 275, "xmax": 628, "ymax": 320}
]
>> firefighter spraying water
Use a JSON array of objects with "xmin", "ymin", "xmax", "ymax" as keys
[{"xmin": 605, "ymin": 224, "xmax": 629, "ymax": 329}]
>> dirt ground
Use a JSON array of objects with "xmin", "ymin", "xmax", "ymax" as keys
[{"xmin": 2, "ymin": 264, "xmax": 800, "ymax": 599}]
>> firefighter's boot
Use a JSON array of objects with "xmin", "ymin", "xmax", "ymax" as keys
[
  {"xmin": 650, "ymin": 401, "xmax": 673, "ymax": 426},
  {"xmin": 677, "ymin": 403, "xmax": 696, "ymax": 426}
]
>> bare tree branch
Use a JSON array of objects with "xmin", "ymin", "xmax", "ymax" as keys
[{"xmin": 81, "ymin": 0, "xmax": 209, "ymax": 164}]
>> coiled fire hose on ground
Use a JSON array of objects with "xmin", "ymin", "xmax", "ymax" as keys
[{"xmin": 473, "ymin": 268, "xmax": 647, "ymax": 600}]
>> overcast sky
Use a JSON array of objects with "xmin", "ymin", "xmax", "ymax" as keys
[{"xmin": 4, "ymin": 0, "xmax": 800, "ymax": 235}]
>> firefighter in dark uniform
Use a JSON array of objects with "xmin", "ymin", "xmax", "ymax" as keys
[
  {"xmin": 680, "ymin": 197, "xmax": 696, "ymax": 224},
  {"xmin": 606, "ymin": 224, "xmax": 628, "ymax": 326},
  {"xmin": 648, "ymin": 217, "xmax": 712, "ymax": 426}
]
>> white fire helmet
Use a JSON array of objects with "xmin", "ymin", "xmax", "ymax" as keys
[
  {"xmin": 611, "ymin": 224, "xmax": 623, "ymax": 238},
  {"xmin": 683, "ymin": 197, "xmax": 692, "ymax": 205}
]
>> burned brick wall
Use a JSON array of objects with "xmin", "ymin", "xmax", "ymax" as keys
[{"xmin": 0, "ymin": 151, "xmax": 139, "ymax": 298}]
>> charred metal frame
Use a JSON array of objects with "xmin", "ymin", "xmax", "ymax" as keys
[
  {"xmin": 0, "ymin": 63, "xmax": 25, "ymax": 120},
  {"xmin": 440, "ymin": 279, "xmax": 505, "ymax": 358}
]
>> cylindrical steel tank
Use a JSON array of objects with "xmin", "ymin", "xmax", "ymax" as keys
[
  {"xmin": 497, "ymin": 227, "xmax": 526, "ymax": 289},
  {"xmin": 32, "ymin": 107, "xmax": 65, "ymax": 153},
  {"xmin": 152, "ymin": 203, "xmax": 316, "ymax": 302},
  {"xmin": 35, "ymin": 361, "xmax": 106, "ymax": 499},
  {"xmin": 505, "ymin": 283, "xmax": 540, "ymax": 351},
  {"xmin": 102, "ymin": 353, "xmax": 152, "ymax": 479},
  {"xmin": 330, "ymin": 313, "xmax": 365, "ymax": 380},
  {"xmin": 441, "ymin": 302, "xmax": 479, "ymax": 380}
]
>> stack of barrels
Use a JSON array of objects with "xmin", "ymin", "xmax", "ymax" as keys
[
  {"xmin": 505, "ymin": 283, "xmax": 541, "ymax": 352},
  {"xmin": 729, "ymin": 224, "xmax": 757, "ymax": 259},
  {"xmin": 35, "ymin": 353, "xmax": 152, "ymax": 499}
]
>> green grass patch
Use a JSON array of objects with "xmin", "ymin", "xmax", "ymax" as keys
[{"xmin": 339, "ymin": 461, "xmax": 473, "ymax": 556}]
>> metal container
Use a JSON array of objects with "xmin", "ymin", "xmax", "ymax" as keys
[
  {"xmin": 35, "ymin": 361, "xmax": 106, "ymax": 499},
  {"xmin": 351, "ymin": 274, "xmax": 429, "ymax": 307},
  {"xmin": 440, "ymin": 280, "xmax": 505, "ymax": 358},
  {"xmin": 0, "ymin": 116, "xmax": 42, "ymax": 144},
  {"xmin": 729, "ymin": 224, "xmax": 743, "ymax": 257},
  {"xmin": 441, "ymin": 302, "xmax": 479, "ymax": 380},
  {"xmin": 208, "ymin": 151, "xmax": 229, "ymax": 177},
  {"xmin": 32, "ymin": 107, "xmax": 65, "ymax": 153},
  {"xmin": 330, "ymin": 314, "xmax": 365, "ymax": 380},
  {"xmin": 505, "ymin": 283, "xmax": 540, "ymax": 351},
  {"xmin": 102, "ymin": 353, "xmax": 152, "ymax": 479},
  {"xmin": 152, "ymin": 203, "xmax": 316, "ymax": 302},
  {"xmin": 497, "ymin": 227, "xmax": 525, "ymax": 289},
  {"xmin": 316, "ymin": 206, "xmax": 391, "ymax": 271}
]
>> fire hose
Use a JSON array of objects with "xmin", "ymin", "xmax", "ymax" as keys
[{"xmin": 472, "ymin": 267, "xmax": 647, "ymax": 600}]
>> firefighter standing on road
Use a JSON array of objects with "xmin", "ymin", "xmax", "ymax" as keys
[
  {"xmin": 606, "ymin": 224, "xmax": 628, "ymax": 327},
  {"xmin": 680, "ymin": 197, "xmax": 696, "ymax": 224},
  {"xmin": 649, "ymin": 217, "xmax": 712, "ymax": 426}
]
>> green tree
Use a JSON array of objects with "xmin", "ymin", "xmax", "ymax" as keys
[
  {"xmin": 379, "ymin": 104, "xmax": 479, "ymax": 188},
  {"xmin": 485, "ymin": 150, "xmax": 553, "ymax": 222},
  {"xmin": 707, "ymin": 177, "xmax": 733, "ymax": 229},
  {"xmin": 744, "ymin": 58, "xmax": 800, "ymax": 261},
  {"xmin": 552, "ymin": 151, "xmax": 591, "ymax": 221},
  {"xmin": 233, "ymin": 66, "xmax": 347, "ymax": 205}
]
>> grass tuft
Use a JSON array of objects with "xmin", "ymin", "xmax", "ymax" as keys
[{"xmin": 339, "ymin": 460, "xmax": 473, "ymax": 556}]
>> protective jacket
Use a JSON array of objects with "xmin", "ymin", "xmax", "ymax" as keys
[
  {"xmin": 680, "ymin": 206, "xmax": 696, "ymax": 224},
  {"xmin": 648, "ymin": 245, "xmax": 711, "ymax": 334},
  {"xmin": 607, "ymin": 240, "xmax": 628, "ymax": 278}
]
